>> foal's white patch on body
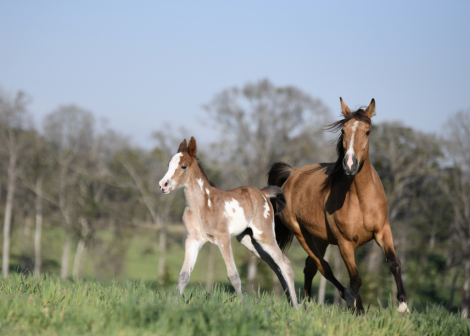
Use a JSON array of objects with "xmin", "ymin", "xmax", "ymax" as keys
[
  {"xmin": 262, "ymin": 196, "xmax": 270, "ymax": 218},
  {"xmin": 197, "ymin": 178, "xmax": 203, "ymax": 191},
  {"xmin": 160, "ymin": 153, "xmax": 183, "ymax": 184},
  {"xmin": 206, "ymin": 188, "xmax": 211, "ymax": 207},
  {"xmin": 346, "ymin": 121, "xmax": 359, "ymax": 169},
  {"xmin": 224, "ymin": 198, "xmax": 248, "ymax": 236}
]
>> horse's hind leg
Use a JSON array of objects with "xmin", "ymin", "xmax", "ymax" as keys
[
  {"xmin": 296, "ymin": 228, "xmax": 356, "ymax": 308},
  {"xmin": 375, "ymin": 225, "xmax": 409, "ymax": 313},
  {"xmin": 304, "ymin": 238, "xmax": 328, "ymax": 301}
]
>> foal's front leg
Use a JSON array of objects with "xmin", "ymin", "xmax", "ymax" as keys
[
  {"xmin": 217, "ymin": 235, "xmax": 244, "ymax": 302},
  {"xmin": 176, "ymin": 237, "xmax": 205, "ymax": 296}
]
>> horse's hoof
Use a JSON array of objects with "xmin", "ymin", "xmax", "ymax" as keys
[{"xmin": 397, "ymin": 302, "xmax": 410, "ymax": 313}]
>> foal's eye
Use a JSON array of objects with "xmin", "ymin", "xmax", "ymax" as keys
[
  {"xmin": 366, "ymin": 131, "xmax": 370, "ymax": 136},
  {"xmin": 181, "ymin": 165, "xmax": 188, "ymax": 170},
  {"xmin": 341, "ymin": 129, "xmax": 345, "ymax": 135}
]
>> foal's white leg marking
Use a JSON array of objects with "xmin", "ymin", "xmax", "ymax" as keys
[
  {"xmin": 224, "ymin": 198, "xmax": 248, "ymax": 236},
  {"xmin": 206, "ymin": 188, "xmax": 211, "ymax": 207},
  {"xmin": 397, "ymin": 301, "xmax": 410, "ymax": 313},
  {"xmin": 177, "ymin": 238, "xmax": 205, "ymax": 295},
  {"xmin": 197, "ymin": 178, "xmax": 204, "ymax": 191},
  {"xmin": 236, "ymin": 232, "xmax": 261, "ymax": 258},
  {"xmin": 262, "ymin": 196, "xmax": 270, "ymax": 218},
  {"xmin": 346, "ymin": 121, "xmax": 359, "ymax": 170},
  {"xmin": 160, "ymin": 153, "xmax": 183, "ymax": 185}
]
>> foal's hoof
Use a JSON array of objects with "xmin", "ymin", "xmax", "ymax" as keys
[{"xmin": 397, "ymin": 302, "xmax": 410, "ymax": 313}]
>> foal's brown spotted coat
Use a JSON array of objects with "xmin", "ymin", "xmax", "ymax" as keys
[{"xmin": 159, "ymin": 137, "xmax": 299, "ymax": 308}]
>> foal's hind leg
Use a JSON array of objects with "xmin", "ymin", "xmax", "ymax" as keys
[
  {"xmin": 247, "ymin": 224, "xmax": 300, "ymax": 309},
  {"xmin": 375, "ymin": 225, "xmax": 409, "ymax": 313}
]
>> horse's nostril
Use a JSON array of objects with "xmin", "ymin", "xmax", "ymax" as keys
[{"xmin": 164, "ymin": 181, "xmax": 168, "ymax": 187}]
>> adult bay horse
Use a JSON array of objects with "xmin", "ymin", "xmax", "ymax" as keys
[
  {"xmin": 159, "ymin": 137, "xmax": 299, "ymax": 308},
  {"xmin": 268, "ymin": 98, "xmax": 408, "ymax": 314}
]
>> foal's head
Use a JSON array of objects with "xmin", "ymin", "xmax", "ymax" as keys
[
  {"xmin": 336, "ymin": 98, "xmax": 376, "ymax": 176},
  {"xmin": 159, "ymin": 137, "xmax": 198, "ymax": 194}
]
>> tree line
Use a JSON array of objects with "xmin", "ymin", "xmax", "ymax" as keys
[{"xmin": 0, "ymin": 80, "xmax": 469, "ymax": 317}]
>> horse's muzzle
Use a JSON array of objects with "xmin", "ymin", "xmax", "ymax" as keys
[{"xmin": 343, "ymin": 154, "xmax": 359, "ymax": 176}]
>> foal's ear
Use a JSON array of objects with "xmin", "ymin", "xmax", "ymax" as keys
[
  {"xmin": 364, "ymin": 98, "xmax": 376, "ymax": 118},
  {"xmin": 340, "ymin": 97, "xmax": 352, "ymax": 118},
  {"xmin": 177, "ymin": 139, "xmax": 188, "ymax": 153},
  {"xmin": 188, "ymin": 136, "xmax": 197, "ymax": 157}
]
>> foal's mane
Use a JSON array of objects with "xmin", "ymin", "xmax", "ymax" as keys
[
  {"xmin": 316, "ymin": 108, "xmax": 371, "ymax": 194},
  {"xmin": 195, "ymin": 156, "xmax": 216, "ymax": 187}
]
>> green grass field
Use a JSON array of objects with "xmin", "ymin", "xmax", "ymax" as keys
[{"xmin": 0, "ymin": 274, "xmax": 468, "ymax": 336}]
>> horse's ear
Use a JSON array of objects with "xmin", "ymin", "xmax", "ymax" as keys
[
  {"xmin": 188, "ymin": 136, "xmax": 197, "ymax": 157},
  {"xmin": 364, "ymin": 98, "xmax": 376, "ymax": 118},
  {"xmin": 340, "ymin": 97, "xmax": 352, "ymax": 118},
  {"xmin": 177, "ymin": 139, "xmax": 187, "ymax": 153}
]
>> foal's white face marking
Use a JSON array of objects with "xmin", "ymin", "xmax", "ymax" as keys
[
  {"xmin": 206, "ymin": 188, "xmax": 211, "ymax": 207},
  {"xmin": 346, "ymin": 121, "xmax": 359, "ymax": 170},
  {"xmin": 262, "ymin": 196, "xmax": 270, "ymax": 218},
  {"xmin": 197, "ymin": 178, "xmax": 203, "ymax": 191},
  {"xmin": 159, "ymin": 153, "xmax": 183, "ymax": 193},
  {"xmin": 225, "ymin": 198, "xmax": 248, "ymax": 236}
]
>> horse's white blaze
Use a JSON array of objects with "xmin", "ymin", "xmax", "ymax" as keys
[
  {"xmin": 225, "ymin": 198, "xmax": 248, "ymax": 236},
  {"xmin": 346, "ymin": 121, "xmax": 359, "ymax": 169},
  {"xmin": 206, "ymin": 188, "xmax": 211, "ymax": 207},
  {"xmin": 262, "ymin": 196, "xmax": 270, "ymax": 218},
  {"xmin": 160, "ymin": 153, "xmax": 183, "ymax": 185},
  {"xmin": 397, "ymin": 302, "xmax": 409, "ymax": 313},
  {"xmin": 197, "ymin": 178, "xmax": 203, "ymax": 191}
]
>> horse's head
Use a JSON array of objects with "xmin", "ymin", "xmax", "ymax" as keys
[
  {"xmin": 339, "ymin": 98, "xmax": 375, "ymax": 177},
  {"xmin": 159, "ymin": 137, "xmax": 198, "ymax": 194}
]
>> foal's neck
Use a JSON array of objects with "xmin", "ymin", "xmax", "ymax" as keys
[{"xmin": 183, "ymin": 164, "xmax": 212, "ymax": 212}]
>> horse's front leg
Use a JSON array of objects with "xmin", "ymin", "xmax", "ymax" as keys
[{"xmin": 176, "ymin": 237, "xmax": 205, "ymax": 298}]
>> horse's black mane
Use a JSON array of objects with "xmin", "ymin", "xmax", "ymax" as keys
[
  {"xmin": 196, "ymin": 156, "xmax": 216, "ymax": 187},
  {"xmin": 315, "ymin": 108, "xmax": 371, "ymax": 194}
]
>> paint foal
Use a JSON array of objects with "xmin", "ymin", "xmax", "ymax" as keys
[
  {"xmin": 268, "ymin": 98, "xmax": 409, "ymax": 314},
  {"xmin": 159, "ymin": 137, "xmax": 299, "ymax": 309}
]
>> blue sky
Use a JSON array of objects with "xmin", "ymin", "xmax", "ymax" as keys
[{"xmin": 1, "ymin": 1, "xmax": 469, "ymax": 147}]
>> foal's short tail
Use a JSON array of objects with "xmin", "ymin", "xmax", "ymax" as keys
[
  {"xmin": 267, "ymin": 162, "xmax": 295, "ymax": 253},
  {"xmin": 260, "ymin": 186, "xmax": 286, "ymax": 215}
]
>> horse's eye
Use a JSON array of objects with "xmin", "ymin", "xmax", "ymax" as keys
[
  {"xmin": 181, "ymin": 165, "xmax": 188, "ymax": 170},
  {"xmin": 341, "ymin": 129, "xmax": 345, "ymax": 135},
  {"xmin": 366, "ymin": 131, "xmax": 370, "ymax": 136}
]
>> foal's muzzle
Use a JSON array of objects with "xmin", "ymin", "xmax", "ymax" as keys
[
  {"xmin": 159, "ymin": 179, "xmax": 172, "ymax": 194},
  {"xmin": 343, "ymin": 154, "xmax": 359, "ymax": 176}
]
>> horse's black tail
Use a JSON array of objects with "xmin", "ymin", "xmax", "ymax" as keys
[{"xmin": 267, "ymin": 162, "xmax": 295, "ymax": 253}]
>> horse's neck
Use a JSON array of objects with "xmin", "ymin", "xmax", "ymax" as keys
[
  {"xmin": 350, "ymin": 156, "xmax": 376, "ymax": 201},
  {"xmin": 184, "ymin": 168, "xmax": 211, "ymax": 213}
]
